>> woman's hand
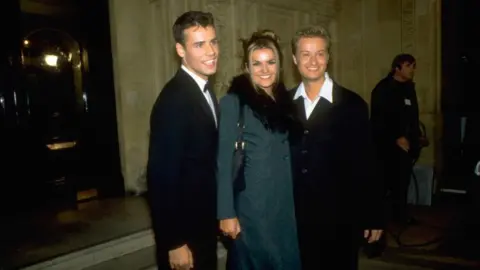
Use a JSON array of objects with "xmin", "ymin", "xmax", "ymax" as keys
[{"xmin": 220, "ymin": 218, "xmax": 241, "ymax": 239}]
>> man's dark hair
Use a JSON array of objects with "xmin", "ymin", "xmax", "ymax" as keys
[
  {"xmin": 172, "ymin": 11, "xmax": 215, "ymax": 45},
  {"xmin": 391, "ymin": 53, "xmax": 416, "ymax": 72}
]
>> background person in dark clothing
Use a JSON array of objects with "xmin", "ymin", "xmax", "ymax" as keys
[{"xmin": 370, "ymin": 53, "xmax": 421, "ymax": 224}]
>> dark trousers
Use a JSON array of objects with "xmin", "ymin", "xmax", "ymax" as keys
[
  {"xmin": 156, "ymin": 237, "xmax": 217, "ymax": 270},
  {"xmin": 382, "ymin": 148, "xmax": 414, "ymax": 223},
  {"xmin": 297, "ymin": 224, "xmax": 361, "ymax": 270}
]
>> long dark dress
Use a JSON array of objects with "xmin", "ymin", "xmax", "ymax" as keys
[{"xmin": 217, "ymin": 75, "xmax": 301, "ymax": 270}]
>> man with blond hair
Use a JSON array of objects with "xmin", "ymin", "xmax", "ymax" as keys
[{"xmin": 289, "ymin": 25, "xmax": 384, "ymax": 269}]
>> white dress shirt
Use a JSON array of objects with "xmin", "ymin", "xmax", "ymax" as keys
[
  {"xmin": 181, "ymin": 65, "xmax": 217, "ymax": 127},
  {"xmin": 293, "ymin": 72, "xmax": 334, "ymax": 119}
]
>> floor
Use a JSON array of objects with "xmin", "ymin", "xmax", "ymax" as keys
[
  {"xmin": 0, "ymin": 196, "xmax": 151, "ymax": 269},
  {"xmin": 1, "ymin": 195, "xmax": 479, "ymax": 269},
  {"xmin": 88, "ymin": 246, "xmax": 435, "ymax": 270}
]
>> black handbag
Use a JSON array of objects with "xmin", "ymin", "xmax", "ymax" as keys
[{"xmin": 231, "ymin": 100, "xmax": 246, "ymax": 194}]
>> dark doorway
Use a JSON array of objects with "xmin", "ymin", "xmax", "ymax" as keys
[
  {"xmin": 440, "ymin": 0, "xmax": 480, "ymax": 193},
  {"xmin": 0, "ymin": 0, "xmax": 123, "ymax": 213}
]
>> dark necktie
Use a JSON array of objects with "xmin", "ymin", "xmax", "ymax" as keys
[
  {"xmin": 204, "ymin": 81, "xmax": 217, "ymax": 108},
  {"xmin": 203, "ymin": 81, "xmax": 211, "ymax": 93}
]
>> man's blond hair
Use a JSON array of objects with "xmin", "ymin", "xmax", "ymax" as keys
[{"xmin": 291, "ymin": 25, "xmax": 331, "ymax": 55}]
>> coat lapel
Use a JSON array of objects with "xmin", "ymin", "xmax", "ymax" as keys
[
  {"xmin": 293, "ymin": 96, "xmax": 307, "ymax": 124},
  {"xmin": 206, "ymin": 86, "xmax": 220, "ymax": 121},
  {"xmin": 308, "ymin": 83, "xmax": 344, "ymax": 126},
  {"xmin": 176, "ymin": 69, "xmax": 217, "ymax": 127},
  {"xmin": 290, "ymin": 86, "xmax": 306, "ymax": 125},
  {"xmin": 291, "ymin": 82, "xmax": 342, "ymax": 127},
  {"xmin": 306, "ymin": 97, "xmax": 333, "ymax": 124}
]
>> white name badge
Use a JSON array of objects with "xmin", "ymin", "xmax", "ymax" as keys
[{"xmin": 404, "ymin": 99, "xmax": 412, "ymax": 106}]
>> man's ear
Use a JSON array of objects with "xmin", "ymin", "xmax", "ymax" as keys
[
  {"xmin": 292, "ymin": 54, "xmax": 298, "ymax": 66},
  {"xmin": 175, "ymin": 43, "xmax": 185, "ymax": 58}
]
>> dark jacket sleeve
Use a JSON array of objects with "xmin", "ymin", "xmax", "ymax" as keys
[
  {"xmin": 351, "ymin": 98, "xmax": 385, "ymax": 229},
  {"xmin": 217, "ymin": 94, "xmax": 239, "ymax": 220},
  {"xmin": 147, "ymin": 88, "xmax": 190, "ymax": 250},
  {"xmin": 370, "ymin": 81, "xmax": 408, "ymax": 145}
]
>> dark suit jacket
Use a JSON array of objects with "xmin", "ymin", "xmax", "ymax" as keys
[
  {"xmin": 290, "ymin": 82, "xmax": 383, "ymax": 232},
  {"xmin": 146, "ymin": 68, "xmax": 219, "ymax": 260}
]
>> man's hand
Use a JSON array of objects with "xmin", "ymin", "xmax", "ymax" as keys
[
  {"xmin": 364, "ymin": 229, "xmax": 383, "ymax": 243},
  {"xmin": 220, "ymin": 218, "xmax": 241, "ymax": 239},
  {"xmin": 396, "ymin": 136, "xmax": 410, "ymax": 152},
  {"xmin": 168, "ymin": 244, "xmax": 193, "ymax": 269}
]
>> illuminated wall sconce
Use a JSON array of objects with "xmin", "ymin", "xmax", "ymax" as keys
[
  {"xmin": 23, "ymin": 40, "xmax": 30, "ymax": 46},
  {"xmin": 47, "ymin": 141, "xmax": 77, "ymax": 150},
  {"xmin": 44, "ymin": 54, "xmax": 59, "ymax": 67}
]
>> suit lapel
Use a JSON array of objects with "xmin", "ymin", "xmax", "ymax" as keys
[
  {"xmin": 308, "ymin": 83, "xmax": 343, "ymax": 128},
  {"xmin": 176, "ymin": 69, "xmax": 217, "ymax": 127},
  {"xmin": 292, "ymin": 82, "xmax": 342, "ymax": 127},
  {"xmin": 293, "ymin": 96, "xmax": 307, "ymax": 125},
  {"xmin": 306, "ymin": 97, "xmax": 333, "ymax": 124},
  {"xmin": 290, "ymin": 86, "xmax": 307, "ymax": 125},
  {"xmin": 206, "ymin": 86, "xmax": 220, "ymax": 121}
]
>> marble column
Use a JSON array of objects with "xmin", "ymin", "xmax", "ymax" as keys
[{"xmin": 109, "ymin": 0, "xmax": 156, "ymax": 192}]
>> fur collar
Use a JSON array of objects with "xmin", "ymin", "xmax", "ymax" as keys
[{"xmin": 226, "ymin": 74, "xmax": 294, "ymax": 133}]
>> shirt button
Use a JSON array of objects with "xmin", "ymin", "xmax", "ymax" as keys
[
  {"xmin": 304, "ymin": 129, "xmax": 309, "ymax": 135},
  {"xmin": 301, "ymin": 150, "xmax": 308, "ymax": 154},
  {"xmin": 301, "ymin": 168, "xmax": 308, "ymax": 174},
  {"xmin": 283, "ymin": 155, "xmax": 289, "ymax": 160}
]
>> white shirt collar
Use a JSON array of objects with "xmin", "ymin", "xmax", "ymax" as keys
[
  {"xmin": 181, "ymin": 65, "xmax": 207, "ymax": 91},
  {"xmin": 293, "ymin": 72, "xmax": 334, "ymax": 103}
]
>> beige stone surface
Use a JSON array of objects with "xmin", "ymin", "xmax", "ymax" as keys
[{"xmin": 108, "ymin": 0, "xmax": 441, "ymax": 192}]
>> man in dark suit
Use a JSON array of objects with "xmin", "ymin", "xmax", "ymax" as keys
[
  {"xmin": 147, "ymin": 11, "xmax": 220, "ymax": 270},
  {"xmin": 370, "ymin": 54, "xmax": 421, "ymax": 225},
  {"xmin": 289, "ymin": 26, "xmax": 384, "ymax": 269}
]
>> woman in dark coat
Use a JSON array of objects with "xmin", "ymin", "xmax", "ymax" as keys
[{"xmin": 217, "ymin": 30, "xmax": 301, "ymax": 270}]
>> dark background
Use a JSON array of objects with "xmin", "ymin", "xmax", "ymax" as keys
[
  {"xmin": 441, "ymin": 0, "xmax": 480, "ymax": 192},
  {"xmin": 0, "ymin": 0, "xmax": 123, "ymax": 213}
]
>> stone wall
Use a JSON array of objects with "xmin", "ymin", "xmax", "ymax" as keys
[{"xmin": 109, "ymin": 0, "xmax": 441, "ymax": 192}]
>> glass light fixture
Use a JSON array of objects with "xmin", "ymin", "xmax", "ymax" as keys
[{"xmin": 44, "ymin": 54, "xmax": 59, "ymax": 67}]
